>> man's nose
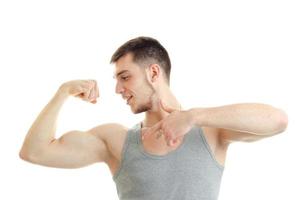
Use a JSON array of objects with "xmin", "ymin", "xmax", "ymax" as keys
[{"xmin": 115, "ymin": 82, "xmax": 125, "ymax": 94}]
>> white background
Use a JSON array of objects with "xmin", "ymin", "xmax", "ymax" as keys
[{"xmin": 0, "ymin": 0, "xmax": 299, "ymax": 199}]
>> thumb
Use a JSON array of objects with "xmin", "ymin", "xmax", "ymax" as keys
[{"xmin": 160, "ymin": 99, "xmax": 177, "ymax": 113}]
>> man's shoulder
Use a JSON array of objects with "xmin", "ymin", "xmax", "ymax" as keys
[
  {"xmin": 89, "ymin": 123, "xmax": 129, "ymax": 139},
  {"xmin": 89, "ymin": 123, "xmax": 134, "ymax": 164}
]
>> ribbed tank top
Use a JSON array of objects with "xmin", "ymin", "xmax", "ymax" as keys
[{"xmin": 113, "ymin": 122, "xmax": 224, "ymax": 200}]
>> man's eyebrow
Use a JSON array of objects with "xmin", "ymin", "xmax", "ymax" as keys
[{"xmin": 113, "ymin": 70, "xmax": 129, "ymax": 79}]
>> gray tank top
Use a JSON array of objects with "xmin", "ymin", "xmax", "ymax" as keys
[{"xmin": 113, "ymin": 122, "xmax": 224, "ymax": 200}]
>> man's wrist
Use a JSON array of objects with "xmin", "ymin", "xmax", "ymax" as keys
[
  {"xmin": 187, "ymin": 107, "xmax": 207, "ymax": 127},
  {"xmin": 55, "ymin": 86, "xmax": 70, "ymax": 101}
]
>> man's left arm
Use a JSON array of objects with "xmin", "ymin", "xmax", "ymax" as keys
[{"xmin": 188, "ymin": 103, "xmax": 288, "ymax": 144}]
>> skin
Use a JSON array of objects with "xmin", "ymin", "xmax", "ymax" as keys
[{"xmin": 19, "ymin": 53, "xmax": 288, "ymax": 177}]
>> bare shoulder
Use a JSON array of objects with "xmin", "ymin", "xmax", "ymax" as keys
[
  {"xmin": 200, "ymin": 126, "xmax": 229, "ymax": 167},
  {"xmin": 88, "ymin": 123, "xmax": 130, "ymax": 175},
  {"xmin": 89, "ymin": 123, "xmax": 129, "ymax": 140},
  {"xmin": 88, "ymin": 123, "xmax": 129, "ymax": 161}
]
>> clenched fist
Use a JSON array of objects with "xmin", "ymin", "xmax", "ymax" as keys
[{"xmin": 59, "ymin": 80, "xmax": 99, "ymax": 104}]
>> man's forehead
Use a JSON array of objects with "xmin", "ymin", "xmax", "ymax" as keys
[{"xmin": 112, "ymin": 54, "xmax": 142, "ymax": 79}]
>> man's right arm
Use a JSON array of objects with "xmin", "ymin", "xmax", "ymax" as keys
[{"xmin": 19, "ymin": 80, "xmax": 121, "ymax": 168}]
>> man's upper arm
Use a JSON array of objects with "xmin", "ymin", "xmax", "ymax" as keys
[{"xmin": 26, "ymin": 123, "xmax": 123, "ymax": 169}]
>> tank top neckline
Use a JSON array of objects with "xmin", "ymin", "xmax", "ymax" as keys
[{"xmin": 136, "ymin": 121, "xmax": 188, "ymax": 159}]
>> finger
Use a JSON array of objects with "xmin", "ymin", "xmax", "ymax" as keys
[
  {"xmin": 87, "ymin": 81, "xmax": 97, "ymax": 102},
  {"xmin": 142, "ymin": 121, "xmax": 162, "ymax": 140},
  {"xmin": 84, "ymin": 87, "xmax": 92, "ymax": 101},
  {"xmin": 91, "ymin": 99, "xmax": 97, "ymax": 104},
  {"xmin": 166, "ymin": 133, "xmax": 180, "ymax": 146},
  {"xmin": 170, "ymin": 139, "xmax": 178, "ymax": 146},
  {"xmin": 160, "ymin": 99, "xmax": 177, "ymax": 113},
  {"xmin": 164, "ymin": 134, "xmax": 170, "ymax": 144},
  {"xmin": 90, "ymin": 81, "xmax": 100, "ymax": 103},
  {"xmin": 88, "ymin": 85, "xmax": 96, "ymax": 101},
  {"xmin": 166, "ymin": 138, "xmax": 175, "ymax": 146},
  {"xmin": 167, "ymin": 139, "xmax": 171, "ymax": 146},
  {"xmin": 79, "ymin": 81, "xmax": 92, "ymax": 99},
  {"xmin": 166, "ymin": 134, "xmax": 174, "ymax": 146},
  {"xmin": 95, "ymin": 81, "xmax": 100, "ymax": 98}
]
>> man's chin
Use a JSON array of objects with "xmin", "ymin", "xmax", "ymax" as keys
[
  {"xmin": 132, "ymin": 110, "xmax": 143, "ymax": 114},
  {"xmin": 132, "ymin": 108, "xmax": 146, "ymax": 114},
  {"xmin": 131, "ymin": 104, "xmax": 150, "ymax": 114}
]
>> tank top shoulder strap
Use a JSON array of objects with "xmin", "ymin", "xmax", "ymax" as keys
[
  {"xmin": 189, "ymin": 125, "xmax": 224, "ymax": 171},
  {"xmin": 113, "ymin": 122, "xmax": 140, "ymax": 180}
]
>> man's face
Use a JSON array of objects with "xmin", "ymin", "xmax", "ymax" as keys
[{"xmin": 113, "ymin": 53, "xmax": 155, "ymax": 114}]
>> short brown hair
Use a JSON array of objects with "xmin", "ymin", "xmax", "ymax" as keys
[{"xmin": 110, "ymin": 36, "xmax": 171, "ymax": 84}]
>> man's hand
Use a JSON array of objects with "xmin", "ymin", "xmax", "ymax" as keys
[
  {"xmin": 142, "ymin": 99, "xmax": 194, "ymax": 146},
  {"xmin": 59, "ymin": 79, "xmax": 100, "ymax": 104}
]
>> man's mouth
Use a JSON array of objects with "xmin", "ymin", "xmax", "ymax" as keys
[{"xmin": 126, "ymin": 96, "xmax": 133, "ymax": 104}]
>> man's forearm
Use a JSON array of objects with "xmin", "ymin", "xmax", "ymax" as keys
[
  {"xmin": 20, "ymin": 88, "xmax": 69, "ymax": 155},
  {"xmin": 188, "ymin": 103, "xmax": 288, "ymax": 135}
]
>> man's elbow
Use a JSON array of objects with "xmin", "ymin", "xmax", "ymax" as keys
[
  {"xmin": 19, "ymin": 148, "xmax": 32, "ymax": 162},
  {"xmin": 19, "ymin": 148, "xmax": 40, "ymax": 164}
]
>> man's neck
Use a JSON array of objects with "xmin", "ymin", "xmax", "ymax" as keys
[{"xmin": 142, "ymin": 89, "xmax": 181, "ymax": 128}]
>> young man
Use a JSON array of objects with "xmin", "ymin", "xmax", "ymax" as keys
[{"xmin": 19, "ymin": 37, "xmax": 288, "ymax": 200}]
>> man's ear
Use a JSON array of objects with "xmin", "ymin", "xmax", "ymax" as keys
[{"xmin": 148, "ymin": 64, "xmax": 161, "ymax": 82}]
